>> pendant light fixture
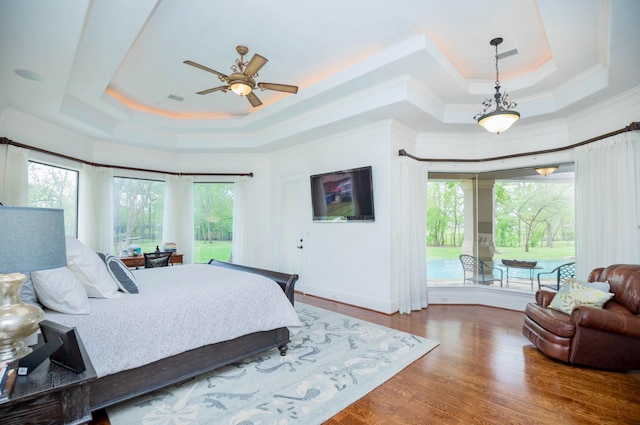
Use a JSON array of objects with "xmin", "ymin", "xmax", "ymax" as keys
[
  {"xmin": 534, "ymin": 166, "xmax": 559, "ymax": 176},
  {"xmin": 474, "ymin": 37, "xmax": 520, "ymax": 134}
]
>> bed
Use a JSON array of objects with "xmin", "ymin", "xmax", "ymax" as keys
[{"xmin": 42, "ymin": 258, "xmax": 301, "ymax": 412}]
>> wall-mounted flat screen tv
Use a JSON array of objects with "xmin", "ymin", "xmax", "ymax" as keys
[{"xmin": 310, "ymin": 166, "xmax": 375, "ymax": 222}]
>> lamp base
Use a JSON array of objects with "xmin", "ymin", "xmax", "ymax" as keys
[
  {"xmin": 0, "ymin": 340, "xmax": 32, "ymax": 362},
  {"xmin": 0, "ymin": 273, "xmax": 45, "ymax": 362}
]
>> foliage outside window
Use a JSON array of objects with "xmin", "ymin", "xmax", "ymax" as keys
[
  {"xmin": 495, "ymin": 181, "xmax": 574, "ymax": 251},
  {"xmin": 113, "ymin": 177, "xmax": 164, "ymax": 256},
  {"xmin": 427, "ymin": 181, "xmax": 464, "ymax": 247},
  {"xmin": 193, "ymin": 183, "xmax": 234, "ymax": 263},
  {"xmin": 427, "ymin": 176, "xmax": 575, "ymax": 288},
  {"xmin": 28, "ymin": 161, "xmax": 78, "ymax": 236}
]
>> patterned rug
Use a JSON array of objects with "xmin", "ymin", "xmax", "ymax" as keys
[{"xmin": 106, "ymin": 303, "xmax": 439, "ymax": 425}]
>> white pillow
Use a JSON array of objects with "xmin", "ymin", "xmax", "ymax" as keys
[
  {"xmin": 65, "ymin": 237, "xmax": 121, "ymax": 299},
  {"xmin": 31, "ymin": 267, "xmax": 90, "ymax": 315}
]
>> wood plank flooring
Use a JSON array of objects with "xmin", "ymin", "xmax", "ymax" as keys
[{"xmin": 91, "ymin": 294, "xmax": 640, "ymax": 425}]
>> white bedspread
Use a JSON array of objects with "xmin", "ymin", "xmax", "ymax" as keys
[{"xmin": 44, "ymin": 264, "xmax": 302, "ymax": 378}]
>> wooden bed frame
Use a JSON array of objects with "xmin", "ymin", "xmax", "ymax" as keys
[{"xmin": 88, "ymin": 259, "xmax": 299, "ymax": 412}]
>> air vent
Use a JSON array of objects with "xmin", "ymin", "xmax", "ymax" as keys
[
  {"xmin": 497, "ymin": 48, "xmax": 519, "ymax": 61},
  {"xmin": 167, "ymin": 94, "xmax": 184, "ymax": 102}
]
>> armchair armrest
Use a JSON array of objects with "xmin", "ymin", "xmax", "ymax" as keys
[
  {"xmin": 587, "ymin": 267, "xmax": 605, "ymax": 282},
  {"xmin": 571, "ymin": 306, "xmax": 640, "ymax": 338},
  {"xmin": 535, "ymin": 290, "xmax": 556, "ymax": 307}
]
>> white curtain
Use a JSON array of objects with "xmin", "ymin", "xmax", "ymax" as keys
[
  {"xmin": 163, "ymin": 174, "xmax": 194, "ymax": 264},
  {"xmin": 2, "ymin": 145, "xmax": 29, "ymax": 206},
  {"xmin": 231, "ymin": 176, "xmax": 249, "ymax": 265},
  {"xmin": 575, "ymin": 131, "xmax": 640, "ymax": 278},
  {"xmin": 397, "ymin": 156, "xmax": 429, "ymax": 314},
  {"xmin": 78, "ymin": 164, "xmax": 113, "ymax": 253}
]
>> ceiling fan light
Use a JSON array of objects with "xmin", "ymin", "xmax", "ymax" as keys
[
  {"xmin": 230, "ymin": 81, "xmax": 252, "ymax": 96},
  {"xmin": 478, "ymin": 110, "xmax": 520, "ymax": 134},
  {"xmin": 535, "ymin": 166, "xmax": 559, "ymax": 176}
]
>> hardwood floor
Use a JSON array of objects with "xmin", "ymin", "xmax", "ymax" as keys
[{"xmin": 91, "ymin": 294, "xmax": 640, "ymax": 425}]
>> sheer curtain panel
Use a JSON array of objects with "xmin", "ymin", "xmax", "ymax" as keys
[
  {"xmin": 78, "ymin": 164, "xmax": 113, "ymax": 253},
  {"xmin": 397, "ymin": 156, "xmax": 429, "ymax": 314},
  {"xmin": 575, "ymin": 131, "xmax": 640, "ymax": 277},
  {"xmin": 163, "ymin": 175, "xmax": 194, "ymax": 264},
  {"xmin": 2, "ymin": 145, "xmax": 29, "ymax": 206},
  {"xmin": 231, "ymin": 176, "xmax": 248, "ymax": 265}
]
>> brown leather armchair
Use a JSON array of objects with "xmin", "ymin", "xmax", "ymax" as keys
[{"xmin": 523, "ymin": 264, "xmax": 640, "ymax": 371}]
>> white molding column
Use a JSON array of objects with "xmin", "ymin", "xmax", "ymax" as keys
[{"xmin": 461, "ymin": 178, "xmax": 497, "ymax": 265}]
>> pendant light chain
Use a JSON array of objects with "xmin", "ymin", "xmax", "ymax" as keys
[{"xmin": 494, "ymin": 42, "xmax": 500, "ymax": 87}]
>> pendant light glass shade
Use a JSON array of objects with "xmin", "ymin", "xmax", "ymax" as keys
[
  {"xmin": 534, "ymin": 166, "xmax": 559, "ymax": 176},
  {"xmin": 478, "ymin": 110, "xmax": 520, "ymax": 134}
]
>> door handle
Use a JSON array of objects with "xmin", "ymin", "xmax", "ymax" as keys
[{"xmin": 296, "ymin": 238, "xmax": 303, "ymax": 249}]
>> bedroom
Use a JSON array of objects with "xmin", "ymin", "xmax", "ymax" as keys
[{"xmin": 1, "ymin": 0, "xmax": 640, "ymax": 422}]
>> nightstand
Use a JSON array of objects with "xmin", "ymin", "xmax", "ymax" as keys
[{"xmin": 0, "ymin": 332, "xmax": 97, "ymax": 425}]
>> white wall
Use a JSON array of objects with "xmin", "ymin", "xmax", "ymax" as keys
[{"xmin": 270, "ymin": 122, "xmax": 395, "ymax": 313}]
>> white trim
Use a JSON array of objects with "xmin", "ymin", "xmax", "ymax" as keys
[{"xmin": 427, "ymin": 285, "xmax": 534, "ymax": 312}]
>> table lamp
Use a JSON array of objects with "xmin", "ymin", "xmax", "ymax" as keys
[{"xmin": 0, "ymin": 206, "xmax": 67, "ymax": 362}]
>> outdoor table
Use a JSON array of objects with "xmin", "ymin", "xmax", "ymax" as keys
[{"xmin": 502, "ymin": 264, "xmax": 542, "ymax": 290}]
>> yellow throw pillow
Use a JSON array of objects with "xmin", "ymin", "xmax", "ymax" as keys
[{"xmin": 549, "ymin": 280, "xmax": 614, "ymax": 315}]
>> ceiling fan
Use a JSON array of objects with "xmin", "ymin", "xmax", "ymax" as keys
[{"xmin": 184, "ymin": 45, "xmax": 298, "ymax": 107}]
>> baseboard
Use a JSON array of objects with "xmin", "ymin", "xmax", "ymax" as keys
[
  {"xmin": 427, "ymin": 285, "xmax": 534, "ymax": 311},
  {"xmin": 300, "ymin": 284, "xmax": 396, "ymax": 314}
]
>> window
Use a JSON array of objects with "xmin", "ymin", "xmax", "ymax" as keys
[
  {"xmin": 113, "ymin": 177, "xmax": 164, "ymax": 256},
  {"xmin": 28, "ymin": 161, "xmax": 78, "ymax": 236},
  {"xmin": 427, "ymin": 167, "xmax": 575, "ymax": 291},
  {"xmin": 193, "ymin": 183, "xmax": 234, "ymax": 263}
]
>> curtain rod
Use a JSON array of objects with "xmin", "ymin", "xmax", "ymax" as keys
[
  {"xmin": 399, "ymin": 121, "xmax": 640, "ymax": 162},
  {"xmin": 0, "ymin": 137, "xmax": 254, "ymax": 177}
]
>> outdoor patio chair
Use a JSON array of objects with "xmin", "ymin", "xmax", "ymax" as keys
[
  {"xmin": 537, "ymin": 261, "xmax": 575, "ymax": 291},
  {"xmin": 459, "ymin": 254, "xmax": 503, "ymax": 287}
]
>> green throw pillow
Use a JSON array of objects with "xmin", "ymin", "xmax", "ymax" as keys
[{"xmin": 549, "ymin": 280, "xmax": 614, "ymax": 315}]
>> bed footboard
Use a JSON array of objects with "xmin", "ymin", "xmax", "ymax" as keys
[
  {"xmin": 90, "ymin": 328, "xmax": 290, "ymax": 411},
  {"xmin": 207, "ymin": 258, "xmax": 298, "ymax": 305}
]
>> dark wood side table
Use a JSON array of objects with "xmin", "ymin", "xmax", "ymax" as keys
[
  {"xmin": 0, "ymin": 333, "xmax": 97, "ymax": 425},
  {"xmin": 119, "ymin": 252, "xmax": 183, "ymax": 268}
]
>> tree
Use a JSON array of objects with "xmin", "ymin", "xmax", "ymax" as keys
[
  {"xmin": 113, "ymin": 178, "xmax": 164, "ymax": 251},
  {"xmin": 427, "ymin": 181, "xmax": 463, "ymax": 246},
  {"xmin": 495, "ymin": 181, "xmax": 574, "ymax": 252},
  {"xmin": 28, "ymin": 162, "xmax": 78, "ymax": 235},
  {"xmin": 194, "ymin": 183, "xmax": 234, "ymax": 242}
]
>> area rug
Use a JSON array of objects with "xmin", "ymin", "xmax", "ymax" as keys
[{"xmin": 106, "ymin": 303, "xmax": 439, "ymax": 425}]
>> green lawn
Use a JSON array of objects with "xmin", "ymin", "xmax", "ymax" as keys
[
  {"xmin": 427, "ymin": 242, "xmax": 575, "ymax": 261},
  {"xmin": 194, "ymin": 241, "xmax": 232, "ymax": 263}
]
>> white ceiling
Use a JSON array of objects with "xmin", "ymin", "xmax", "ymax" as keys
[{"xmin": 1, "ymin": 0, "xmax": 639, "ymax": 153}]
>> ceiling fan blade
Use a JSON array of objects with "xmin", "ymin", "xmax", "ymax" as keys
[
  {"xmin": 196, "ymin": 86, "xmax": 228, "ymax": 95},
  {"xmin": 184, "ymin": 60, "xmax": 228, "ymax": 79},
  {"xmin": 258, "ymin": 82, "xmax": 299, "ymax": 94},
  {"xmin": 244, "ymin": 54, "xmax": 268, "ymax": 77},
  {"xmin": 246, "ymin": 91, "xmax": 262, "ymax": 107}
]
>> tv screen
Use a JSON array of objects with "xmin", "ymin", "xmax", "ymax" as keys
[{"xmin": 310, "ymin": 166, "xmax": 375, "ymax": 222}]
